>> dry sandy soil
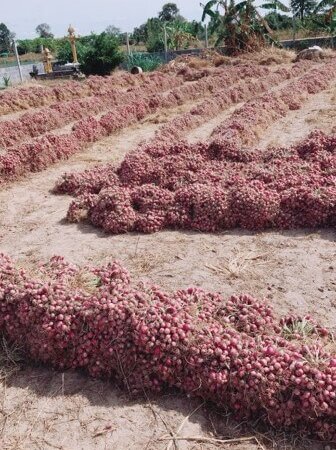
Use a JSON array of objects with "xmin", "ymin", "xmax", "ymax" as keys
[{"xmin": 0, "ymin": 61, "xmax": 335, "ymax": 450}]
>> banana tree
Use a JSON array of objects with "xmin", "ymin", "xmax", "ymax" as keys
[
  {"xmin": 309, "ymin": 0, "xmax": 336, "ymax": 41},
  {"xmin": 314, "ymin": 0, "xmax": 336, "ymax": 15},
  {"xmin": 329, "ymin": 10, "xmax": 336, "ymax": 36},
  {"xmin": 314, "ymin": 0, "xmax": 336, "ymax": 34},
  {"xmin": 201, "ymin": 0, "xmax": 287, "ymax": 52},
  {"xmin": 260, "ymin": 0, "xmax": 290, "ymax": 31},
  {"xmin": 165, "ymin": 21, "xmax": 198, "ymax": 50}
]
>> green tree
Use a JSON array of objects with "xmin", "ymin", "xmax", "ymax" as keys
[
  {"xmin": 166, "ymin": 20, "xmax": 198, "ymax": 49},
  {"xmin": 261, "ymin": 0, "xmax": 290, "ymax": 30},
  {"xmin": 201, "ymin": 0, "xmax": 287, "ymax": 52},
  {"xmin": 105, "ymin": 25, "xmax": 121, "ymax": 36},
  {"xmin": 132, "ymin": 23, "xmax": 148, "ymax": 44},
  {"xmin": 158, "ymin": 3, "xmax": 180, "ymax": 21},
  {"xmin": 314, "ymin": 0, "xmax": 335, "ymax": 14},
  {"xmin": 36, "ymin": 23, "xmax": 54, "ymax": 38},
  {"xmin": 0, "ymin": 23, "xmax": 14, "ymax": 52},
  {"xmin": 17, "ymin": 37, "xmax": 60, "ymax": 55},
  {"xmin": 264, "ymin": 12, "xmax": 293, "ymax": 30},
  {"xmin": 188, "ymin": 20, "xmax": 205, "ymax": 38},
  {"xmin": 314, "ymin": 0, "xmax": 336, "ymax": 28},
  {"xmin": 290, "ymin": 0, "xmax": 317, "ymax": 21},
  {"xmin": 16, "ymin": 39, "xmax": 34, "ymax": 54},
  {"xmin": 80, "ymin": 32, "xmax": 124, "ymax": 75},
  {"xmin": 312, "ymin": 0, "xmax": 336, "ymax": 35},
  {"xmin": 146, "ymin": 18, "xmax": 165, "ymax": 52},
  {"xmin": 105, "ymin": 26, "xmax": 128, "ymax": 45},
  {"xmin": 37, "ymin": 37, "xmax": 58, "ymax": 52},
  {"xmin": 57, "ymin": 38, "xmax": 88, "ymax": 63}
]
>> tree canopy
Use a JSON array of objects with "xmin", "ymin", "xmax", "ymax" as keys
[
  {"xmin": 0, "ymin": 23, "xmax": 15, "ymax": 52},
  {"xmin": 201, "ymin": 0, "xmax": 290, "ymax": 52},
  {"xmin": 132, "ymin": 23, "xmax": 148, "ymax": 44},
  {"xmin": 36, "ymin": 23, "xmax": 54, "ymax": 38},
  {"xmin": 80, "ymin": 32, "xmax": 124, "ymax": 75},
  {"xmin": 158, "ymin": 3, "xmax": 180, "ymax": 21},
  {"xmin": 105, "ymin": 25, "xmax": 121, "ymax": 36},
  {"xmin": 290, "ymin": 0, "xmax": 317, "ymax": 21}
]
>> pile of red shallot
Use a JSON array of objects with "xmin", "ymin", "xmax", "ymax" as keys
[
  {"xmin": 0, "ymin": 72, "xmax": 183, "ymax": 149},
  {"xmin": 0, "ymin": 253, "xmax": 335, "ymax": 441},
  {"xmin": 55, "ymin": 130, "xmax": 335, "ymax": 233},
  {"xmin": 2, "ymin": 60, "xmax": 329, "ymax": 188},
  {"xmin": 0, "ymin": 71, "xmax": 176, "ymax": 116},
  {"xmin": 0, "ymin": 63, "xmax": 273, "ymax": 185},
  {"xmin": 152, "ymin": 61, "xmax": 313, "ymax": 144}
]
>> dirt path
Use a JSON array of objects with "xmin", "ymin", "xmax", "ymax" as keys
[
  {"xmin": 0, "ymin": 65, "xmax": 335, "ymax": 450},
  {"xmin": 1, "ymin": 367, "xmax": 263, "ymax": 450},
  {"xmin": 258, "ymin": 85, "xmax": 336, "ymax": 148},
  {"xmin": 188, "ymin": 66, "xmax": 335, "ymax": 146},
  {"xmin": 186, "ymin": 102, "xmax": 244, "ymax": 143}
]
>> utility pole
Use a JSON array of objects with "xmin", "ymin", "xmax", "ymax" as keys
[
  {"xmin": 292, "ymin": 16, "xmax": 296, "ymax": 42},
  {"xmin": 164, "ymin": 25, "xmax": 168, "ymax": 62},
  {"xmin": 126, "ymin": 32, "xmax": 131, "ymax": 56},
  {"xmin": 13, "ymin": 41, "xmax": 23, "ymax": 83}
]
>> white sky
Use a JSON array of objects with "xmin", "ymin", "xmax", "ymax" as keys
[
  {"xmin": 2, "ymin": 0, "xmax": 292, "ymax": 39},
  {"xmin": 2, "ymin": 0, "xmax": 207, "ymax": 39}
]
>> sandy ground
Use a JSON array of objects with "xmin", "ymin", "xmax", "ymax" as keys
[
  {"xmin": 258, "ymin": 85, "xmax": 336, "ymax": 149},
  {"xmin": 0, "ymin": 66, "xmax": 335, "ymax": 450}
]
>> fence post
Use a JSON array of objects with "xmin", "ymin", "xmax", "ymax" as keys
[
  {"xmin": 205, "ymin": 24, "xmax": 209, "ymax": 49},
  {"xmin": 164, "ymin": 25, "xmax": 168, "ymax": 62},
  {"xmin": 126, "ymin": 32, "xmax": 131, "ymax": 56},
  {"xmin": 292, "ymin": 17, "xmax": 296, "ymax": 43},
  {"xmin": 13, "ymin": 41, "xmax": 23, "ymax": 84}
]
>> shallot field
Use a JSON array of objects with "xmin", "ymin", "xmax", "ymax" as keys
[{"xmin": 0, "ymin": 50, "xmax": 335, "ymax": 450}]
